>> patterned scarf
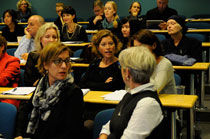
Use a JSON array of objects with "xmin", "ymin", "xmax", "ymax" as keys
[
  {"xmin": 26, "ymin": 73, "xmax": 74, "ymax": 134},
  {"xmin": 102, "ymin": 18, "xmax": 114, "ymax": 29}
]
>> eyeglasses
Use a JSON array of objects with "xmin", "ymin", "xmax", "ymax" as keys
[{"xmin": 52, "ymin": 58, "xmax": 71, "ymax": 66}]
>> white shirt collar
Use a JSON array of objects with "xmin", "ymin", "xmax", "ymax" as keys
[{"xmin": 128, "ymin": 83, "xmax": 155, "ymax": 95}]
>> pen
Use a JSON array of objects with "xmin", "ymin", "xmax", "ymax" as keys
[{"xmin": 12, "ymin": 88, "xmax": 17, "ymax": 92}]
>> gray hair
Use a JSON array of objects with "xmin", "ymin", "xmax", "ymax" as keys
[{"xmin": 119, "ymin": 46, "xmax": 156, "ymax": 84}]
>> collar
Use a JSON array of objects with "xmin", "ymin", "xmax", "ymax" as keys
[{"xmin": 128, "ymin": 82, "xmax": 155, "ymax": 95}]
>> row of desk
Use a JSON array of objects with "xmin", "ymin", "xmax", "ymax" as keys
[{"xmin": 0, "ymin": 88, "xmax": 198, "ymax": 139}]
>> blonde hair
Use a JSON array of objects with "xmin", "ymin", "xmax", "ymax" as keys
[
  {"xmin": 56, "ymin": 2, "xmax": 64, "ymax": 7},
  {"xmin": 35, "ymin": 23, "xmax": 60, "ymax": 52},
  {"xmin": 17, "ymin": 0, "xmax": 31, "ymax": 10},
  {"xmin": 93, "ymin": 0, "xmax": 104, "ymax": 8},
  {"xmin": 105, "ymin": 1, "xmax": 119, "ymax": 28},
  {"xmin": 91, "ymin": 29, "xmax": 122, "ymax": 58},
  {"xmin": 119, "ymin": 46, "xmax": 156, "ymax": 84},
  {"xmin": 37, "ymin": 42, "xmax": 72, "ymax": 75}
]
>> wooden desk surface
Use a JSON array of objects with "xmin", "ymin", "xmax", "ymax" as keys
[
  {"xmin": 0, "ymin": 88, "xmax": 32, "ymax": 100},
  {"xmin": 173, "ymin": 62, "xmax": 210, "ymax": 70},
  {"xmin": 71, "ymin": 63, "xmax": 89, "ymax": 67},
  {"xmin": 186, "ymin": 19, "xmax": 210, "ymax": 22},
  {"xmin": 0, "ymin": 22, "xmax": 27, "ymax": 26},
  {"xmin": 151, "ymin": 29, "xmax": 210, "ymax": 33},
  {"xmin": 84, "ymin": 91, "xmax": 198, "ymax": 109},
  {"xmin": 202, "ymin": 42, "xmax": 210, "ymax": 47}
]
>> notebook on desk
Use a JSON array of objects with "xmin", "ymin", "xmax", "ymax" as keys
[{"xmin": 62, "ymin": 41, "xmax": 84, "ymax": 44}]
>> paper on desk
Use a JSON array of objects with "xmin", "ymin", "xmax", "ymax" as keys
[
  {"xmin": 82, "ymin": 89, "xmax": 90, "ymax": 96},
  {"xmin": 2, "ymin": 87, "xmax": 36, "ymax": 95},
  {"xmin": 102, "ymin": 90, "xmax": 127, "ymax": 101}
]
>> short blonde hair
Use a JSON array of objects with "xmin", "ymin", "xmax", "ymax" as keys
[
  {"xmin": 37, "ymin": 42, "xmax": 72, "ymax": 75},
  {"xmin": 105, "ymin": 1, "xmax": 119, "ymax": 28},
  {"xmin": 17, "ymin": 0, "xmax": 31, "ymax": 10},
  {"xmin": 35, "ymin": 23, "xmax": 60, "ymax": 52},
  {"xmin": 91, "ymin": 29, "xmax": 122, "ymax": 58},
  {"xmin": 119, "ymin": 46, "xmax": 156, "ymax": 84}
]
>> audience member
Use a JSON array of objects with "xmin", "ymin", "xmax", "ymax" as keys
[
  {"xmin": 14, "ymin": 15, "xmax": 45, "ymax": 60},
  {"xmin": 131, "ymin": 29, "xmax": 176, "ymax": 94},
  {"xmin": 54, "ymin": 2, "xmax": 64, "ymax": 31},
  {"xmin": 0, "ymin": 35, "xmax": 20, "ymax": 107},
  {"xmin": 2, "ymin": 9, "xmax": 24, "ymax": 42},
  {"xmin": 99, "ymin": 47, "xmax": 166, "ymax": 139},
  {"xmin": 24, "ymin": 23, "xmax": 60, "ymax": 87},
  {"xmin": 127, "ymin": 1, "xmax": 146, "ymax": 28},
  {"xmin": 15, "ymin": 42, "xmax": 84, "ymax": 139},
  {"xmin": 146, "ymin": 0, "xmax": 177, "ymax": 29},
  {"xmin": 162, "ymin": 15, "xmax": 202, "ymax": 62},
  {"xmin": 16, "ymin": 0, "xmax": 32, "ymax": 22},
  {"xmin": 79, "ymin": 29, "xmax": 124, "ymax": 91},
  {"xmin": 87, "ymin": 0, "xmax": 105, "ymax": 30},
  {"xmin": 61, "ymin": 6, "xmax": 88, "ymax": 42}
]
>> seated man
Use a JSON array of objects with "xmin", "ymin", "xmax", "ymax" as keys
[
  {"xmin": 146, "ymin": 0, "xmax": 177, "ymax": 29},
  {"xmin": 54, "ymin": 2, "xmax": 64, "ymax": 31},
  {"xmin": 14, "ymin": 15, "xmax": 45, "ymax": 60},
  {"xmin": 0, "ymin": 35, "xmax": 20, "ymax": 107}
]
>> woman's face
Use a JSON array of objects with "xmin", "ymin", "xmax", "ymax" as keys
[
  {"xmin": 130, "ymin": 2, "xmax": 140, "ymax": 16},
  {"xmin": 98, "ymin": 36, "xmax": 116, "ymax": 59},
  {"xmin": 4, "ymin": 12, "xmax": 13, "ymax": 26},
  {"xmin": 104, "ymin": 2, "xmax": 116, "ymax": 19},
  {"xmin": 20, "ymin": 0, "xmax": 28, "ymax": 12},
  {"xmin": 121, "ymin": 22, "xmax": 130, "ymax": 38},
  {"xmin": 94, "ymin": 5, "xmax": 104, "ymax": 16},
  {"xmin": 62, "ymin": 13, "xmax": 75, "ymax": 24},
  {"xmin": 167, "ymin": 19, "xmax": 182, "ymax": 35},
  {"xmin": 45, "ymin": 50, "xmax": 71, "ymax": 85},
  {"xmin": 41, "ymin": 28, "xmax": 58, "ymax": 48}
]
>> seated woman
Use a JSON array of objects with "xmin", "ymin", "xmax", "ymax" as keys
[
  {"xmin": 99, "ymin": 46, "xmax": 166, "ymax": 139},
  {"xmin": 16, "ymin": 0, "xmax": 32, "ymax": 22},
  {"xmin": 2, "ymin": 9, "xmax": 24, "ymax": 42},
  {"xmin": 131, "ymin": 29, "xmax": 176, "ymax": 94},
  {"xmin": 162, "ymin": 15, "xmax": 202, "ymax": 62},
  {"xmin": 79, "ymin": 29, "xmax": 124, "ymax": 91},
  {"xmin": 0, "ymin": 35, "xmax": 20, "ymax": 107},
  {"xmin": 15, "ymin": 42, "xmax": 84, "ymax": 139},
  {"xmin": 24, "ymin": 23, "xmax": 60, "ymax": 86},
  {"xmin": 127, "ymin": 1, "xmax": 146, "ymax": 28},
  {"xmin": 61, "ymin": 6, "xmax": 88, "ymax": 42},
  {"xmin": 87, "ymin": 0, "xmax": 105, "ymax": 30}
]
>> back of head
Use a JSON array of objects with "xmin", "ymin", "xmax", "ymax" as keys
[
  {"xmin": 35, "ymin": 23, "xmax": 60, "ymax": 52},
  {"xmin": 119, "ymin": 46, "xmax": 156, "ymax": 84},
  {"xmin": 37, "ymin": 42, "xmax": 72, "ymax": 75},
  {"xmin": 0, "ymin": 35, "xmax": 7, "ymax": 53}
]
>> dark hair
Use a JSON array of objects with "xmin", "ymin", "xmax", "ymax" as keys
[
  {"xmin": 129, "ymin": 1, "xmax": 141, "ymax": 16},
  {"xmin": 131, "ymin": 29, "xmax": 163, "ymax": 57},
  {"xmin": 0, "ymin": 35, "xmax": 7, "ymax": 53},
  {"xmin": 120, "ymin": 17, "xmax": 143, "ymax": 37},
  {"xmin": 61, "ymin": 6, "xmax": 77, "ymax": 23},
  {"xmin": 3, "ymin": 9, "xmax": 18, "ymax": 24}
]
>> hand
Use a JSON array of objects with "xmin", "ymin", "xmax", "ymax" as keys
[
  {"xmin": 33, "ymin": 79, "xmax": 39, "ymax": 87},
  {"xmin": 21, "ymin": 53, "xmax": 29, "ymax": 61},
  {"xmin": 14, "ymin": 136, "xmax": 23, "ymax": 139},
  {"xmin": 105, "ymin": 77, "xmax": 113, "ymax": 83},
  {"xmin": 158, "ymin": 22, "xmax": 167, "ymax": 30},
  {"xmin": 99, "ymin": 133, "xmax": 108, "ymax": 139},
  {"xmin": 24, "ymin": 27, "xmax": 31, "ymax": 39},
  {"xmin": 93, "ymin": 15, "xmax": 103, "ymax": 25}
]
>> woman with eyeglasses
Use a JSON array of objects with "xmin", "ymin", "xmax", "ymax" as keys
[
  {"xmin": 15, "ymin": 42, "xmax": 84, "ymax": 139},
  {"xmin": 16, "ymin": 0, "xmax": 32, "ymax": 22},
  {"xmin": 24, "ymin": 23, "xmax": 60, "ymax": 87}
]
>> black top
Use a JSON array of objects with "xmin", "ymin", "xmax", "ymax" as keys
[
  {"xmin": 17, "ymin": 9, "xmax": 32, "ymax": 22},
  {"xmin": 61, "ymin": 24, "xmax": 88, "ymax": 42},
  {"xmin": 54, "ymin": 16, "xmax": 62, "ymax": 31},
  {"xmin": 146, "ymin": 7, "xmax": 177, "ymax": 29},
  {"xmin": 79, "ymin": 59, "xmax": 125, "ymax": 91},
  {"xmin": 161, "ymin": 36, "xmax": 202, "ymax": 62},
  {"xmin": 15, "ymin": 81, "xmax": 84, "ymax": 139},
  {"xmin": 24, "ymin": 51, "xmax": 42, "ymax": 86},
  {"xmin": 87, "ymin": 15, "xmax": 105, "ymax": 30},
  {"xmin": 127, "ymin": 15, "xmax": 147, "ymax": 29},
  {"xmin": 2, "ymin": 24, "xmax": 24, "ymax": 42}
]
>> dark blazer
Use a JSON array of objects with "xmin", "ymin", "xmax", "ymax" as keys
[
  {"xmin": 2, "ymin": 24, "xmax": 24, "ymax": 42},
  {"xmin": 15, "ymin": 82, "xmax": 84, "ymax": 139}
]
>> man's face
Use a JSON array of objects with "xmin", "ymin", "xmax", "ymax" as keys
[
  {"xmin": 56, "ymin": 6, "xmax": 63, "ymax": 17},
  {"xmin": 157, "ymin": 0, "xmax": 168, "ymax": 13},
  {"xmin": 27, "ymin": 16, "xmax": 41, "ymax": 38}
]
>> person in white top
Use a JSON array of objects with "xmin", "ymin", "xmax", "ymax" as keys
[
  {"xmin": 100, "ymin": 47, "xmax": 165, "ymax": 139},
  {"xmin": 131, "ymin": 29, "xmax": 176, "ymax": 94}
]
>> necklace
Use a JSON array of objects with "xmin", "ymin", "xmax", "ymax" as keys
[{"xmin": 67, "ymin": 23, "xmax": 76, "ymax": 33}]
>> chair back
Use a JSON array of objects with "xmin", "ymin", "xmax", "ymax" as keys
[
  {"xmin": 186, "ymin": 22, "xmax": 210, "ymax": 29},
  {"xmin": 7, "ymin": 48, "xmax": 17, "ymax": 56},
  {"xmin": 174, "ymin": 73, "xmax": 181, "ymax": 86},
  {"xmin": 155, "ymin": 34, "xmax": 166, "ymax": 41},
  {"xmin": 93, "ymin": 108, "xmax": 114, "ymax": 139},
  {"xmin": 19, "ymin": 69, "xmax": 25, "ymax": 86},
  {"xmin": 185, "ymin": 33, "xmax": 206, "ymax": 42},
  {"xmin": 0, "ymin": 102, "xmax": 17, "ymax": 139}
]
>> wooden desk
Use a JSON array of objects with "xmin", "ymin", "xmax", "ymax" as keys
[
  {"xmin": 84, "ymin": 91, "xmax": 198, "ymax": 139},
  {"xmin": 71, "ymin": 63, "xmax": 89, "ymax": 68},
  {"xmin": 151, "ymin": 29, "xmax": 210, "ymax": 33},
  {"xmin": 173, "ymin": 63, "xmax": 210, "ymax": 109},
  {"xmin": 77, "ymin": 21, "xmax": 89, "ymax": 24},
  {"xmin": 186, "ymin": 19, "xmax": 210, "ymax": 22},
  {"xmin": 0, "ymin": 88, "xmax": 32, "ymax": 100},
  {"xmin": 86, "ymin": 30, "xmax": 98, "ymax": 34},
  {"xmin": 0, "ymin": 22, "xmax": 27, "ymax": 26}
]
